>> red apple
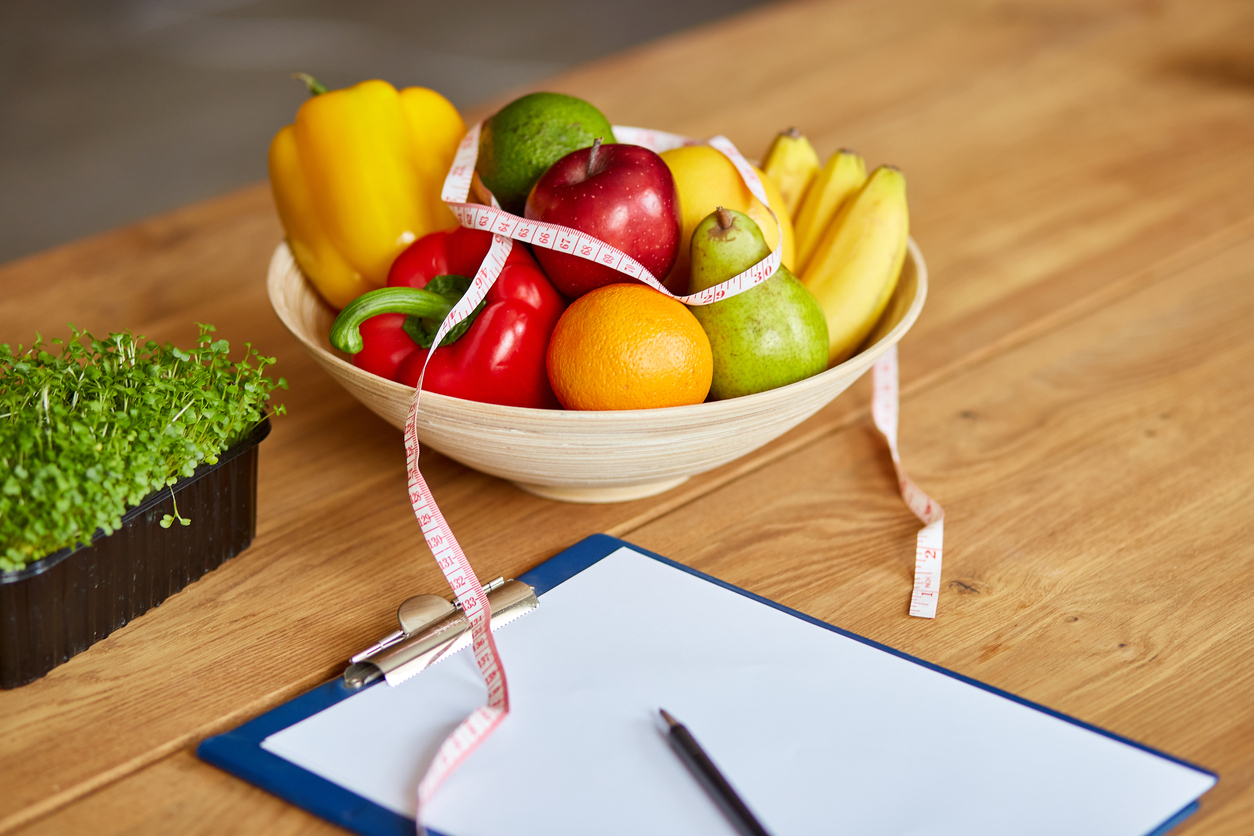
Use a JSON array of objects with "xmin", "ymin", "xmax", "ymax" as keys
[{"xmin": 524, "ymin": 140, "xmax": 682, "ymax": 299}]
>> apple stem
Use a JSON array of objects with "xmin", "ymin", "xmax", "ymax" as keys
[
  {"xmin": 587, "ymin": 137, "xmax": 603, "ymax": 177},
  {"xmin": 715, "ymin": 206, "xmax": 733, "ymax": 229}
]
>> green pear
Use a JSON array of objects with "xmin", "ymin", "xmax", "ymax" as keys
[{"xmin": 689, "ymin": 208, "xmax": 829, "ymax": 400}]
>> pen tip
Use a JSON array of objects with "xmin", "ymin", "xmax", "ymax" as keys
[{"xmin": 659, "ymin": 708, "xmax": 678, "ymax": 728}]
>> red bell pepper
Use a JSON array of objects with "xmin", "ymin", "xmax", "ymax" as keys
[{"xmin": 330, "ymin": 226, "xmax": 566, "ymax": 409}]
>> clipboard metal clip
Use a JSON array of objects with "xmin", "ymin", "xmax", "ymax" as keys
[{"xmin": 343, "ymin": 577, "xmax": 537, "ymax": 689}]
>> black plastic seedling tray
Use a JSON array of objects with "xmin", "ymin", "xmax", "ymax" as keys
[{"xmin": 0, "ymin": 419, "xmax": 271, "ymax": 688}]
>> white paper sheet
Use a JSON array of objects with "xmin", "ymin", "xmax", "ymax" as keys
[{"xmin": 263, "ymin": 546, "xmax": 1214, "ymax": 836}]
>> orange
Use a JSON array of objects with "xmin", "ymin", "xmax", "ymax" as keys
[
  {"xmin": 660, "ymin": 145, "xmax": 795, "ymax": 293},
  {"xmin": 546, "ymin": 284, "xmax": 713, "ymax": 410}
]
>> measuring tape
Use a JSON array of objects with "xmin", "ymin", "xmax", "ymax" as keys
[
  {"xmin": 439, "ymin": 124, "xmax": 783, "ymax": 306},
  {"xmin": 872, "ymin": 346, "xmax": 945, "ymax": 618},
  {"xmin": 404, "ymin": 231, "xmax": 513, "ymax": 812},
  {"xmin": 404, "ymin": 122, "xmax": 943, "ymax": 826}
]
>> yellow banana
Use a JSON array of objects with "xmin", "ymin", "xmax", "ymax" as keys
[
  {"xmin": 802, "ymin": 165, "xmax": 908, "ymax": 365},
  {"xmin": 793, "ymin": 149, "xmax": 866, "ymax": 275},
  {"xmin": 761, "ymin": 128, "xmax": 820, "ymax": 220}
]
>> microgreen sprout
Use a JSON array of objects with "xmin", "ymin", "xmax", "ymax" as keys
[
  {"xmin": 159, "ymin": 486, "xmax": 190, "ymax": 529},
  {"xmin": 0, "ymin": 324, "xmax": 286, "ymax": 571}
]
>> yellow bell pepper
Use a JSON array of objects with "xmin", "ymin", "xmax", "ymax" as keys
[{"xmin": 269, "ymin": 77, "xmax": 466, "ymax": 309}]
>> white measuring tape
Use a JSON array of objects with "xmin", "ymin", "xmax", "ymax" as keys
[
  {"xmin": 439, "ymin": 124, "xmax": 783, "ymax": 306},
  {"xmin": 405, "ymin": 232, "xmax": 513, "ymax": 813},
  {"xmin": 404, "ymin": 122, "xmax": 944, "ymax": 826},
  {"xmin": 872, "ymin": 346, "xmax": 945, "ymax": 618}
]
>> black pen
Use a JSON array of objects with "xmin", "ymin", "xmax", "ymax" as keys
[{"xmin": 658, "ymin": 708, "xmax": 774, "ymax": 836}]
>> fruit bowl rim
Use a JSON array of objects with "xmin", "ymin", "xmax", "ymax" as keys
[{"xmin": 268, "ymin": 237, "xmax": 927, "ymax": 423}]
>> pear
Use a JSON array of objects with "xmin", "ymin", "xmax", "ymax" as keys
[{"xmin": 689, "ymin": 208, "xmax": 829, "ymax": 400}]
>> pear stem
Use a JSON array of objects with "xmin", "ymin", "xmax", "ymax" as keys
[
  {"xmin": 715, "ymin": 206, "xmax": 733, "ymax": 229},
  {"xmin": 587, "ymin": 137, "xmax": 603, "ymax": 177},
  {"xmin": 784, "ymin": 127, "xmax": 802, "ymax": 139}
]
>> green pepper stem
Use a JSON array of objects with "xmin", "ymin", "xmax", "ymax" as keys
[
  {"xmin": 292, "ymin": 73, "xmax": 329, "ymax": 96},
  {"xmin": 330, "ymin": 287, "xmax": 455, "ymax": 354}
]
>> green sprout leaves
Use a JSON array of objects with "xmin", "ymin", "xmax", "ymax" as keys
[
  {"xmin": 159, "ymin": 486, "xmax": 191, "ymax": 529},
  {"xmin": 0, "ymin": 324, "xmax": 285, "ymax": 572}
]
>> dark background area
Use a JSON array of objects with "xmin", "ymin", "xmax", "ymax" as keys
[{"xmin": 0, "ymin": 0, "xmax": 768, "ymax": 263}]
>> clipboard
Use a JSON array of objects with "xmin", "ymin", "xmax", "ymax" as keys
[{"xmin": 198, "ymin": 534, "xmax": 1216, "ymax": 836}]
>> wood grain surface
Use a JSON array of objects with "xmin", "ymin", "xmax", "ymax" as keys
[{"xmin": 3, "ymin": 0, "xmax": 1254, "ymax": 833}]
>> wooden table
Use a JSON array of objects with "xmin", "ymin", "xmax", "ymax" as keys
[{"xmin": 3, "ymin": 0, "xmax": 1254, "ymax": 832}]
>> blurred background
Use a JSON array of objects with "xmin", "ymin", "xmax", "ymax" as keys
[{"xmin": 0, "ymin": 0, "xmax": 768, "ymax": 264}]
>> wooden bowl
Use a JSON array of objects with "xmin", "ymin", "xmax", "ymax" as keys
[{"xmin": 268, "ymin": 241, "xmax": 927, "ymax": 503}]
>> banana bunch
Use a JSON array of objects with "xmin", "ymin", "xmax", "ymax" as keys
[{"xmin": 760, "ymin": 129, "xmax": 909, "ymax": 365}]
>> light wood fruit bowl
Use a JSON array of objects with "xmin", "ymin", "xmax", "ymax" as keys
[{"xmin": 268, "ymin": 241, "xmax": 927, "ymax": 503}]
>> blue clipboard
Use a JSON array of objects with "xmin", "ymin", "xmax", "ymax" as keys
[{"xmin": 198, "ymin": 534, "xmax": 1215, "ymax": 836}]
